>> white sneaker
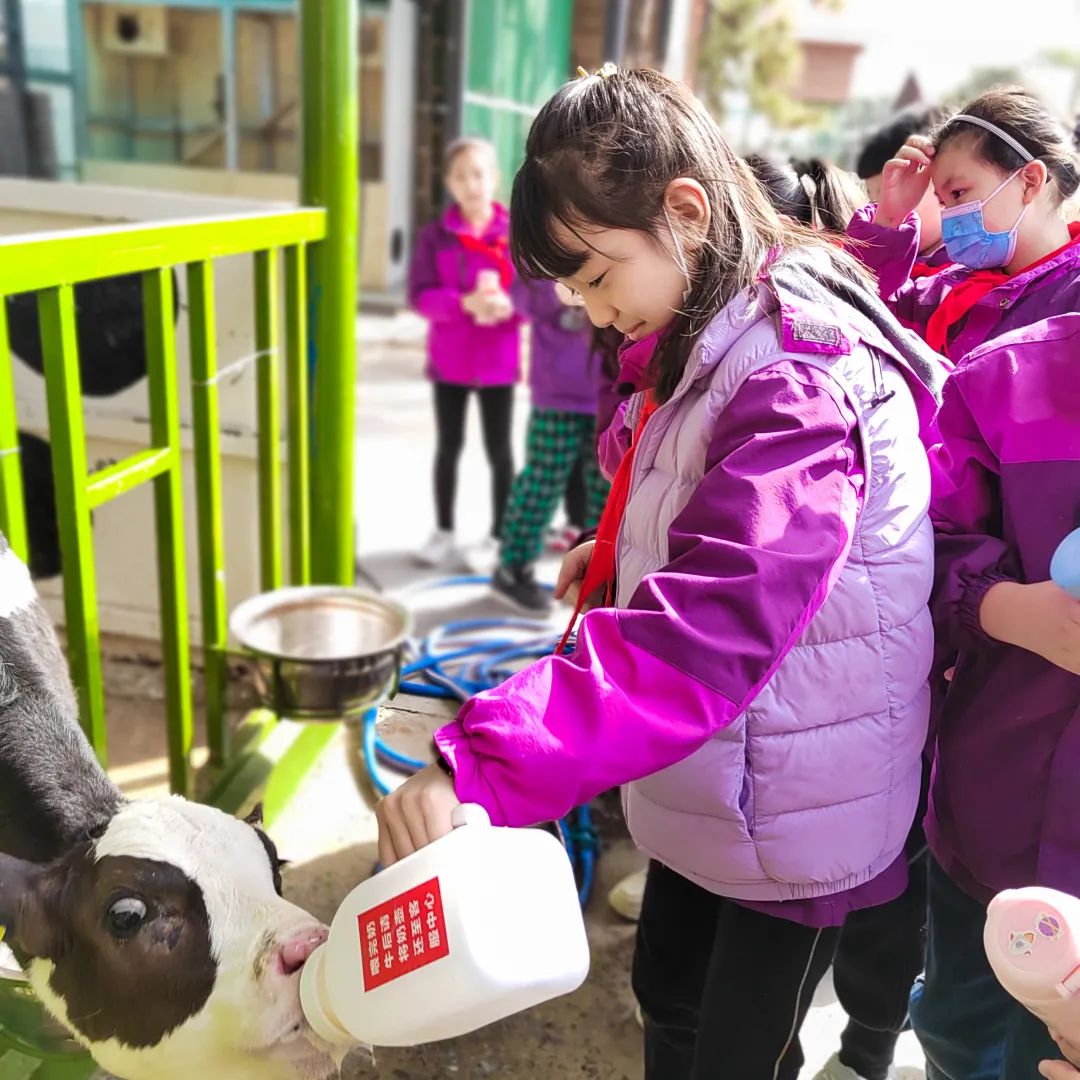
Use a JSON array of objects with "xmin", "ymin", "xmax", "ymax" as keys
[
  {"xmin": 609, "ymin": 867, "xmax": 648, "ymax": 922},
  {"xmin": 812, "ymin": 1053, "xmax": 898, "ymax": 1080},
  {"xmin": 461, "ymin": 535, "xmax": 499, "ymax": 574},
  {"xmin": 414, "ymin": 529, "xmax": 458, "ymax": 569}
]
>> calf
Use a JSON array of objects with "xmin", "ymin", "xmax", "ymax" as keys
[{"xmin": 0, "ymin": 533, "xmax": 340, "ymax": 1079}]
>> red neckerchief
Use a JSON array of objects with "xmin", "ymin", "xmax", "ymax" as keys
[
  {"xmin": 926, "ymin": 222, "xmax": 1080, "ymax": 358},
  {"xmin": 925, "ymin": 268, "xmax": 1005, "ymax": 356},
  {"xmin": 911, "ymin": 258, "xmax": 949, "ymax": 280},
  {"xmin": 558, "ymin": 392, "xmax": 659, "ymax": 654},
  {"xmin": 456, "ymin": 231, "xmax": 514, "ymax": 289}
]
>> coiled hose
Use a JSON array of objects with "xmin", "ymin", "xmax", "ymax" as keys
[{"xmin": 361, "ymin": 575, "xmax": 597, "ymax": 906}]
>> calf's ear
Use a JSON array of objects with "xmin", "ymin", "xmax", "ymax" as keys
[{"xmin": 0, "ymin": 851, "xmax": 60, "ymax": 960}]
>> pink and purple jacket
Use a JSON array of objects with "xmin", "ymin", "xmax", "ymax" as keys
[
  {"xmin": 925, "ymin": 314, "xmax": 1080, "ymax": 905},
  {"xmin": 436, "ymin": 258, "xmax": 939, "ymax": 925},
  {"xmin": 408, "ymin": 203, "xmax": 522, "ymax": 386},
  {"xmin": 847, "ymin": 204, "xmax": 1080, "ymax": 358}
]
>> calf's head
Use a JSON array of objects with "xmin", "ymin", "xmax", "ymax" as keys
[
  {"xmin": 0, "ymin": 530, "xmax": 344, "ymax": 1077},
  {"xmin": 1, "ymin": 797, "xmax": 340, "ymax": 1079}
]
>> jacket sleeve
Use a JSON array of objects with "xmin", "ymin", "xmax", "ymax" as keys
[
  {"xmin": 508, "ymin": 278, "xmax": 556, "ymax": 323},
  {"xmin": 929, "ymin": 373, "xmax": 1019, "ymax": 653},
  {"xmin": 408, "ymin": 224, "xmax": 465, "ymax": 322},
  {"xmin": 435, "ymin": 363, "xmax": 864, "ymax": 826},
  {"xmin": 846, "ymin": 204, "xmax": 934, "ymax": 333}
]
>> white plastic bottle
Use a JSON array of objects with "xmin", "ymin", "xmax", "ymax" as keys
[
  {"xmin": 300, "ymin": 804, "xmax": 590, "ymax": 1048},
  {"xmin": 985, "ymin": 886, "xmax": 1080, "ymax": 1045}
]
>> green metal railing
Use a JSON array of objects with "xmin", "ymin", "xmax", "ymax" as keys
[
  {"xmin": 0, "ymin": 0, "xmax": 357, "ymax": 1069},
  {"xmin": 0, "ymin": 210, "xmax": 326, "ymax": 797},
  {"xmin": 0, "ymin": 0, "xmax": 359, "ymax": 802}
]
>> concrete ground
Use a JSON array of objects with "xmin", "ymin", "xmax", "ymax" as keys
[{"xmin": 91, "ymin": 310, "xmax": 927, "ymax": 1079}]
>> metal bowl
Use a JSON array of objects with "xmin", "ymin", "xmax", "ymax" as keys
[{"xmin": 229, "ymin": 586, "xmax": 412, "ymax": 720}]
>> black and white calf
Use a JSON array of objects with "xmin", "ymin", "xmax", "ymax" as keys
[{"xmin": 0, "ymin": 533, "xmax": 340, "ymax": 1080}]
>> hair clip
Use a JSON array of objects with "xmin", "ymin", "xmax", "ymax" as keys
[{"xmin": 576, "ymin": 63, "xmax": 618, "ymax": 81}]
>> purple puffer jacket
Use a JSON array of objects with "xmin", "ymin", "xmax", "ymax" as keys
[
  {"xmin": 511, "ymin": 279, "xmax": 598, "ymax": 414},
  {"xmin": 435, "ymin": 262, "xmax": 939, "ymax": 921},
  {"xmin": 926, "ymin": 313, "xmax": 1080, "ymax": 905},
  {"xmin": 408, "ymin": 203, "xmax": 522, "ymax": 386},
  {"xmin": 848, "ymin": 204, "xmax": 1080, "ymax": 359}
]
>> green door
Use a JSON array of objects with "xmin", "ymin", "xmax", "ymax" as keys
[{"xmin": 462, "ymin": 0, "xmax": 573, "ymax": 199}]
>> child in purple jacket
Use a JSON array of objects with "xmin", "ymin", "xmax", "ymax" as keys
[
  {"xmin": 408, "ymin": 137, "xmax": 522, "ymax": 570},
  {"xmin": 489, "ymin": 278, "xmax": 613, "ymax": 613},
  {"xmin": 375, "ymin": 68, "xmax": 947, "ymax": 1080},
  {"xmin": 908, "ymin": 314, "xmax": 1080, "ymax": 1079},
  {"xmin": 603, "ymin": 151, "xmax": 933, "ymax": 1080},
  {"xmin": 848, "ymin": 87, "xmax": 1080, "ymax": 360}
]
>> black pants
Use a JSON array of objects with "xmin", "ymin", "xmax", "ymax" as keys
[
  {"xmin": 830, "ymin": 764, "xmax": 931, "ymax": 1080},
  {"xmin": 432, "ymin": 382, "xmax": 514, "ymax": 537},
  {"xmin": 564, "ymin": 455, "xmax": 586, "ymax": 526},
  {"xmin": 910, "ymin": 858, "xmax": 1060, "ymax": 1079},
  {"xmin": 632, "ymin": 861, "xmax": 841, "ymax": 1080}
]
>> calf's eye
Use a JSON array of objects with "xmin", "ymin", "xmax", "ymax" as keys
[{"xmin": 107, "ymin": 897, "xmax": 148, "ymax": 938}]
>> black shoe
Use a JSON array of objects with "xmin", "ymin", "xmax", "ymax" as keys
[{"xmin": 491, "ymin": 565, "xmax": 552, "ymax": 614}]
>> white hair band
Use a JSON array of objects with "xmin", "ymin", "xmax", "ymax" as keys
[{"xmin": 951, "ymin": 114, "xmax": 1035, "ymax": 163}]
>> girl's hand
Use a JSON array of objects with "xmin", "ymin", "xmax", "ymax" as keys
[
  {"xmin": 980, "ymin": 581, "xmax": 1080, "ymax": 675},
  {"xmin": 874, "ymin": 135, "xmax": 935, "ymax": 229},
  {"xmin": 463, "ymin": 288, "xmax": 512, "ymax": 325},
  {"xmin": 485, "ymin": 290, "xmax": 514, "ymax": 323},
  {"xmin": 1050, "ymin": 1030, "xmax": 1080, "ymax": 1070},
  {"xmin": 1041, "ymin": 1062, "xmax": 1080, "ymax": 1079},
  {"xmin": 461, "ymin": 288, "xmax": 484, "ymax": 316},
  {"xmin": 375, "ymin": 764, "xmax": 461, "ymax": 868},
  {"xmin": 555, "ymin": 540, "xmax": 604, "ymax": 611}
]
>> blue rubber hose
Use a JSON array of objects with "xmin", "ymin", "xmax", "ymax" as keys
[{"xmin": 364, "ymin": 575, "xmax": 596, "ymax": 905}]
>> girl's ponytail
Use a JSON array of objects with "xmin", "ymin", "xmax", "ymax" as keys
[{"xmin": 745, "ymin": 153, "xmax": 863, "ymax": 233}]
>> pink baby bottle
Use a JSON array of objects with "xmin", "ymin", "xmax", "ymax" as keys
[{"xmin": 985, "ymin": 887, "xmax": 1080, "ymax": 1045}]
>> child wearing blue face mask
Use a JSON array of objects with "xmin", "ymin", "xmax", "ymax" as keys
[{"xmin": 848, "ymin": 86, "xmax": 1080, "ymax": 361}]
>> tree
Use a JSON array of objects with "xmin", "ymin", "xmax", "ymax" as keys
[
  {"xmin": 696, "ymin": 0, "xmax": 842, "ymax": 130},
  {"xmin": 948, "ymin": 66, "xmax": 1026, "ymax": 108}
]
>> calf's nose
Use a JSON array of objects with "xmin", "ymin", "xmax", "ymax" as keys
[{"xmin": 278, "ymin": 926, "xmax": 329, "ymax": 976}]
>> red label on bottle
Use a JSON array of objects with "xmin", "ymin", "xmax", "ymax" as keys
[{"xmin": 357, "ymin": 877, "xmax": 450, "ymax": 991}]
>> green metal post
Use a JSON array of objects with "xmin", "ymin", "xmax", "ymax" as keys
[
  {"xmin": 188, "ymin": 260, "xmax": 230, "ymax": 766},
  {"xmin": 39, "ymin": 285, "xmax": 106, "ymax": 759},
  {"xmin": 143, "ymin": 267, "xmax": 194, "ymax": 797},
  {"xmin": 0, "ymin": 301, "xmax": 28, "ymax": 561},
  {"xmin": 254, "ymin": 248, "xmax": 283, "ymax": 592},
  {"xmin": 221, "ymin": 4, "xmax": 239, "ymax": 172},
  {"xmin": 66, "ymin": 0, "xmax": 90, "ymax": 173},
  {"xmin": 284, "ymin": 243, "xmax": 311, "ymax": 585},
  {"xmin": 301, "ymin": 0, "xmax": 358, "ymax": 586}
]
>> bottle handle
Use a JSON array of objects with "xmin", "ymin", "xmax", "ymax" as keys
[{"xmin": 451, "ymin": 803, "xmax": 491, "ymax": 829}]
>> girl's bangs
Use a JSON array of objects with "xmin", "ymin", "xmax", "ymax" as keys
[{"xmin": 509, "ymin": 161, "xmax": 591, "ymax": 281}]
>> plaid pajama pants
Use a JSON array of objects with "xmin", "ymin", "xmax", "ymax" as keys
[{"xmin": 499, "ymin": 408, "xmax": 609, "ymax": 569}]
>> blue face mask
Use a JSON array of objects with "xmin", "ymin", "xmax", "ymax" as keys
[{"xmin": 940, "ymin": 168, "xmax": 1029, "ymax": 270}]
